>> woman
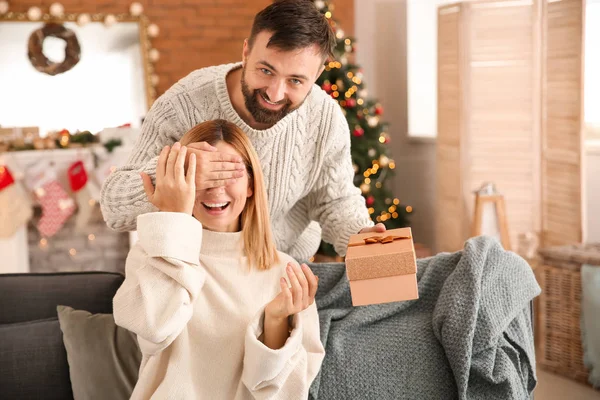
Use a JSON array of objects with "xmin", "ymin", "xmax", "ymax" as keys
[{"xmin": 113, "ymin": 119, "xmax": 325, "ymax": 399}]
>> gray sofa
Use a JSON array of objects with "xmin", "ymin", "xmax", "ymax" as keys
[
  {"xmin": 0, "ymin": 271, "xmax": 124, "ymax": 400},
  {"xmin": 0, "ymin": 241, "xmax": 539, "ymax": 399}
]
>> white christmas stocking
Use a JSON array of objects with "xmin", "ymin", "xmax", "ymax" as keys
[{"xmin": 0, "ymin": 165, "xmax": 33, "ymax": 238}]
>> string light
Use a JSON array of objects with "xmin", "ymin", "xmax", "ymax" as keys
[
  {"xmin": 364, "ymin": 178, "xmax": 371, "ymax": 184},
  {"xmin": 389, "ymin": 161, "xmax": 396, "ymax": 169},
  {"xmin": 39, "ymin": 238, "xmax": 48, "ymax": 249},
  {"xmin": 331, "ymin": 84, "xmax": 338, "ymax": 91},
  {"xmin": 332, "ymin": 91, "xmax": 339, "ymax": 98},
  {"xmin": 375, "ymin": 182, "xmax": 382, "ymax": 188},
  {"xmin": 406, "ymin": 206, "xmax": 413, "ymax": 213},
  {"xmin": 393, "ymin": 198, "xmax": 400, "ymax": 205},
  {"xmin": 345, "ymin": 38, "xmax": 351, "ymax": 45},
  {"xmin": 88, "ymin": 234, "xmax": 95, "ymax": 241},
  {"xmin": 325, "ymin": 11, "xmax": 332, "ymax": 18},
  {"xmin": 389, "ymin": 206, "xmax": 396, "ymax": 213},
  {"xmin": 69, "ymin": 248, "xmax": 77, "ymax": 256},
  {"xmin": 379, "ymin": 136, "xmax": 386, "ymax": 143},
  {"xmin": 392, "ymin": 212, "xmax": 399, "ymax": 218},
  {"xmin": 357, "ymin": 99, "xmax": 364, "ymax": 105},
  {"xmin": 368, "ymin": 207, "xmax": 375, "ymax": 214},
  {"xmin": 346, "ymin": 71, "xmax": 353, "ymax": 78}
]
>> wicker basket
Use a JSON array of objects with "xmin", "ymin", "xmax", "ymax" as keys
[{"xmin": 537, "ymin": 243, "xmax": 600, "ymax": 384}]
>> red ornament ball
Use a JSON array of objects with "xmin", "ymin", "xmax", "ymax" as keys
[
  {"xmin": 366, "ymin": 196, "xmax": 375, "ymax": 206},
  {"xmin": 322, "ymin": 82, "xmax": 332, "ymax": 93},
  {"xmin": 345, "ymin": 98, "xmax": 356, "ymax": 108},
  {"xmin": 353, "ymin": 127, "xmax": 364, "ymax": 137},
  {"xmin": 375, "ymin": 106, "xmax": 383, "ymax": 115}
]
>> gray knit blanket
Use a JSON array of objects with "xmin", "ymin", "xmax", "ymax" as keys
[{"xmin": 307, "ymin": 236, "xmax": 541, "ymax": 400}]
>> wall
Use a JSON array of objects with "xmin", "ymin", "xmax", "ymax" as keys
[
  {"xmin": 586, "ymin": 142, "xmax": 600, "ymax": 242},
  {"xmin": 585, "ymin": 0, "xmax": 600, "ymax": 126},
  {"xmin": 355, "ymin": 0, "xmax": 437, "ymax": 250},
  {"xmin": 7, "ymin": 0, "xmax": 354, "ymax": 97}
]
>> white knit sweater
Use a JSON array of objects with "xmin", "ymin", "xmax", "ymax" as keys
[
  {"xmin": 99, "ymin": 62, "xmax": 373, "ymax": 259},
  {"xmin": 113, "ymin": 212, "xmax": 325, "ymax": 400}
]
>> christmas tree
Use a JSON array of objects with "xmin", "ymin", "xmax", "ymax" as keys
[{"xmin": 313, "ymin": 0, "xmax": 412, "ymax": 257}]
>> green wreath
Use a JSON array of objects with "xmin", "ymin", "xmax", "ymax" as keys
[{"xmin": 28, "ymin": 23, "xmax": 81, "ymax": 76}]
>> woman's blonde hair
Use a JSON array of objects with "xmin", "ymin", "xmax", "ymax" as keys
[{"xmin": 179, "ymin": 119, "xmax": 279, "ymax": 270}]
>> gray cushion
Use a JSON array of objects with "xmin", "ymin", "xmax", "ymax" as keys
[
  {"xmin": 0, "ymin": 317, "xmax": 73, "ymax": 400},
  {"xmin": 57, "ymin": 305, "xmax": 142, "ymax": 400},
  {"xmin": 0, "ymin": 272, "xmax": 124, "ymax": 324}
]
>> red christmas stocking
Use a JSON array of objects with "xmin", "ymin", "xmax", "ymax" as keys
[
  {"xmin": 68, "ymin": 161, "xmax": 94, "ymax": 233},
  {"xmin": 27, "ymin": 161, "xmax": 75, "ymax": 238}
]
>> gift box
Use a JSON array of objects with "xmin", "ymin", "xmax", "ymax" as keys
[{"xmin": 345, "ymin": 227, "xmax": 419, "ymax": 306}]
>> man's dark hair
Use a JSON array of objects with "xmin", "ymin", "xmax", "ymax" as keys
[{"xmin": 248, "ymin": 0, "xmax": 336, "ymax": 61}]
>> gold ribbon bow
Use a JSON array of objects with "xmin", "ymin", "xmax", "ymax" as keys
[{"xmin": 348, "ymin": 234, "xmax": 411, "ymax": 247}]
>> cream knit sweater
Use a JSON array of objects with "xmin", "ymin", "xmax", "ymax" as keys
[
  {"xmin": 99, "ymin": 63, "xmax": 373, "ymax": 259},
  {"xmin": 113, "ymin": 212, "xmax": 325, "ymax": 399}
]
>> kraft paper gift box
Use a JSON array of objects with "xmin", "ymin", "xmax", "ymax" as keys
[{"xmin": 345, "ymin": 227, "xmax": 418, "ymax": 306}]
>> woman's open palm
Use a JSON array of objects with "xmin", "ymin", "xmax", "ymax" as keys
[{"xmin": 265, "ymin": 263, "xmax": 318, "ymax": 321}]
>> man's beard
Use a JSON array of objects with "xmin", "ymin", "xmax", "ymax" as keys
[{"xmin": 240, "ymin": 67, "xmax": 305, "ymax": 125}]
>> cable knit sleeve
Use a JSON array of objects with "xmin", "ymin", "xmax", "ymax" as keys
[
  {"xmin": 306, "ymin": 105, "xmax": 374, "ymax": 256},
  {"xmin": 100, "ymin": 97, "xmax": 185, "ymax": 232},
  {"xmin": 112, "ymin": 212, "xmax": 205, "ymax": 356},
  {"xmin": 241, "ymin": 303, "xmax": 325, "ymax": 400}
]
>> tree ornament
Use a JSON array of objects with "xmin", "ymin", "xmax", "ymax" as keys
[
  {"xmin": 379, "ymin": 155, "xmax": 389, "ymax": 167},
  {"xmin": 366, "ymin": 195, "xmax": 375, "ymax": 207},
  {"xmin": 367, "ymin": 116, "xmax": 379, "ymax": 127},
  {"xmin": 353, "ymin": 126, "xmax": 364, "ymax": 137}
]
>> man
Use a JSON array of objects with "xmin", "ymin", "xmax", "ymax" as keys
[{"xmin": 100, "ymin": 0, "xmax": 385, "ymax": 261}]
